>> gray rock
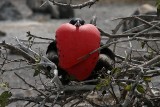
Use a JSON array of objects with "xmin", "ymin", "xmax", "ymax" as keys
[
  {"xmin": 0, "ymin": 30, "xmax": 6, "ymax": 37},
  {"xmin": 26, "ymin": 0, "xmax": 74, "ymax": 19},
  {"xmin": 11, "ymin": 0, "xmax": 33, "ymax": 18},
  {"xmin": 58, "ymin": 5, "xmax": 74, "ymax": 18},
  {"xmin": 0, "ymin": 1, "xmax": 22, "ymax": 20},
  {"xmin": 122, "ymin": 4, "xmax": 157, "ymax": 32}
]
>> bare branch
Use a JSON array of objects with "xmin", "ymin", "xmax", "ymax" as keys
[
  {"xmin": 0, "ymin": 41, "xmax": 36, "ymax": 63},
  {"xmin": 49, "ymin": 0, "xmax": 99, "ymax": 9},
  {"xmin": 26, "ymin": 31, "xmax": 54, "ymax": 41},
  {"xmin": 14, "ymin": 72, "xmax": 47, "ymax": 97},
  {"xmin": 141, "ymin": 55, "xmax": 160, "ymax": 67},
  {"xmin": 112, "ymin": 15, "xmax": 158, "ymax": 21}
]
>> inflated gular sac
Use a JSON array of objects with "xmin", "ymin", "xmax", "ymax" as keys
[{"xmin": 56, "ymin": 23, "xmax": 100, "ymax": 81}]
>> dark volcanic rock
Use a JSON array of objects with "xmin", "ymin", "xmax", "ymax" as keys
[
  {"xmin": 58, "ymin": 5, "xmax": 74, "ymax": 18},
  {"xmin": 11, "ymin": 0, "xmax": 33, "ymax": 18},
  {"xmin": 26, "ymin": 0, "xmax": 74, "ymax": 19},
  {"xmin": 0, "ymin": 30, "xmax": 6, "ymax": 37},
  {"xmin": 0, "ymin": 0, "xmax": 74, "ymax": 20},
  {"xmin": 0, "ymin": 1, "xmax": 22, "ymax": 20}
]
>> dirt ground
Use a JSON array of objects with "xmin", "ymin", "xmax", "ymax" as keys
[{"xmin": 0, "ymin": 2, "xmax": 159, "ymax": 107}]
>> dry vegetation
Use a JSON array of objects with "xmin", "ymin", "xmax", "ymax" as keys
[
  {"xmin": 74, "ymin": 0, "xmax": 155, "ymax": 4},
  {"xmin": 0, "ymin": 0, "xmax": 160, "ymax": 107}
]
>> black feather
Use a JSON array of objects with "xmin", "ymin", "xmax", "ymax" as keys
[
  {"xmin": 46, "ymin": 41, "xmax": 57, "ymax": 54},
  {"xmin": 100, "ymin": 44, "xmax": 115, "ymax": 61},
  {"xmin": 95, "ymin": 54, "xmax": 113, "ymax": 71},
  {"xmin": 46, "ymin": 41, "xmax": 70, "ymax": 85},
  {"xmin": 69, "ymin": 18, "xmax": 85, "ymax": 25},
  {"xmin": 46, "ymin": 41, "xmax": 59, "ymax": 64},
  {"xmin": 100, "ymin": 48, "xmax": 115, "ymax": 61}
]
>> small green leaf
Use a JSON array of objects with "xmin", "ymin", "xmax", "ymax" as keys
[
  {"xmin": 95, "ymin": 78, "xmax": 110, "ymax": 90},
  {"xmin": 141, "ymin": 41, "xmax": 146, "ymax": 49},
  {"xmin": 35, "ymin": 56, "xmax": 41, "ymax": 63},
  {"xmin": 156, "ymin": 0, "xmax": 160, "ymax": 5},
  {"xmin": 137, "ymin": 85, "xmax": 145, "ymax": 94},
  {"xmin": 0, "ymin": 91, "xmax": 12, "ymax": 98},
  {"xmin": 111, "ymin": 67, "xmax": 121, "ymax": 74},
  {"xmin": 28, "ymin": 36, "xmax": 32, "ymax": 41},
  {"xmin": 96, "ymin": 83, "xmax": 102, "ymax": 90},
  {"xmin": 156, "ymin": 0, "xmax": 160, "ymax": 17},
  {"xmin": 104, "ymin": 79, "xmax": 110, "ymax": 86},
  {"xmin": 118, "ymin": 82, "xmax": 127, "ymax": 88},
  {"xmin": 33, "ymin": 69, "xmax": 40, "ymax": 77},
  {"xmin": 125, "ymin": 84, "xmax": 132, "ymax": 91},
  {"xmin": 0, "ymin": 91, "xmax": 12, "ymax": 107},
  {"xmin": 143, "ymin": 76, "xmax": 151, "ymax": 82},
  {"xmin": 0, "ymin": 82, "xmax": 9, "ymax": 88}
]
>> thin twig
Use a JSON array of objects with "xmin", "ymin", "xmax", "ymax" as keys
[
  {"xmin": 26, "ymin": 31, "xmax": 54, "ymax": 41},
  {"xmin": 0, "ymin": 41, "xmax": 36, "ymax": 63},
  {"xmin": 14, "ymin": 72, "xmax": 47, "ymax": 97},
  {"xmin": 134, "ymin": 16, "xmax": 160, "ymax": 31},
  {"xmin": 112, "ymin": 15, "xmax": 157, "ymax": 21},
  {"xmin": 49, "ymin": 0, "xmax": 98, "ymax": 9}
]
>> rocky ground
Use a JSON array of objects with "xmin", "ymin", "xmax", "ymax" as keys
[
  {"xmin": 0, "ymin": 3, "xmax": 141, "ymax": 51},
  {"xmin": 0, "ymin": 2, "xmax": 159, "ymax": 107}
]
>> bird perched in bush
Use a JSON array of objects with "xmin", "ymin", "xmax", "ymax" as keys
[{"xmin": 46, "ymin": 18, "xmax": 115, "ymax": 85}]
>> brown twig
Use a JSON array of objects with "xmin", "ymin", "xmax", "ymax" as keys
[
  {"xmin": 141, "ymin": 55, "xmax": 160, "ymax": 67},
  {"xmin": 49, "ymin": 0, "xmax": 99, "ymax": 9},
  {"xmin": 0, "ymin": 41, "xmax": 36, "ymax": 63},
  {"xmin": 8, "ymin": 96, "xmax": 55, "ymax": 105},
  {"xmin": 26, "ymin": 31, "xmax": 54, "ymax": 41},
  {"xmin": 14, "ymin": 72, "xmax": 47, "ymax": 97},
  {"xmin": 112, "ymin": 15, "xmax": 158, "ymax": 21},
  {"xmin": 108, "ymin": 32, "xmax": 160, "ymax": 38},
  {"xmin": 134, "ymin": 17, "xmax": 160, "ymax": 31}
]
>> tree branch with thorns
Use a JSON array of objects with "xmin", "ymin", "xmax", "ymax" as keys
[{"xmin": 1, "ymin": 0, "xmax": 160, "ymax": 107}]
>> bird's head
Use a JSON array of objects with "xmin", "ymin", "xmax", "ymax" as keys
[{"xmin": 69, "ymin": 18, "xmax": 85, "ymax": 27}]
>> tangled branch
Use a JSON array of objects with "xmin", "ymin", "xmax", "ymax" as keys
[
  {"xmin": 1, "ymin": 1, "xmax": 160, "ymax": 107},
  {"xmin": 48, "ymin": 0, "xmax": 99, "ymax": 9}
]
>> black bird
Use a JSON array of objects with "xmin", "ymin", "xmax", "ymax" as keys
[
  {"xmin": 69, "ymin": 18, "xmax": 85, "ymax": 27},
  {"xmin": 46, "ymin": 41, "xmax": 70, "ymax": 84},
  {"xmin": 46, "ymin": 18, "xmax": 115, "ymax": 85}
]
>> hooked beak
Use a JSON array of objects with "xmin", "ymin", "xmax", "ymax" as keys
[{"xmin": 75, "ymin": 20, "xmax": 81, "ymax": 27}]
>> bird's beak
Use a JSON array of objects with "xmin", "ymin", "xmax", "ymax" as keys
[{"xmin": 75, "ymin": 20, "xmax": 81, "ymax": 27}]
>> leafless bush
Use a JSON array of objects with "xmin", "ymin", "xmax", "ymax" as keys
[{"xmin": 0, "ymin": 0, "xmax": 160, "ymax": 107}]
